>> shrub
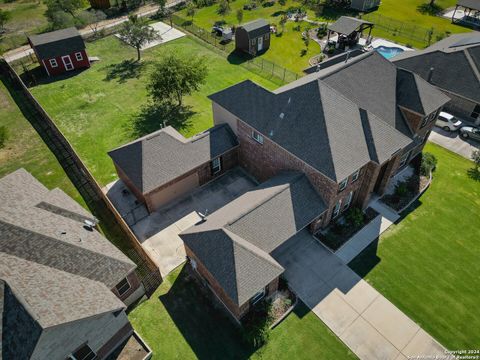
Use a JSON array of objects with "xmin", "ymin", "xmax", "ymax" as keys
[
  {"xmin": 300, "ymin": 48, "xmax": 307, "ymax": 56},
  {"xmin": 0, "ymin": 126, "xmax": 7, "ymax": 149},
  {"xmin": 346, "ymin": 207, "xmax": 364, "ymax": 227},
  {"xmin": 331, "ymin": 221, "xmax": 347, "ymax": 235},
  {"xmin": 317, "ymin": 23, "xmax": 327, "ymax": 38},
  {"xmin": 241, "ymin": 299, "xmax": 273, "ymax": 348},
  {"xmin": 293, "ymin": 24, "xmax": 301, "ymax": 31},
  {"xmin": 420, "ymin": 152, "xmax": 437, "ymax": 176},
  {"xmin": 394, "ymin": 181, "xmax": 409, "ymax": 197}
]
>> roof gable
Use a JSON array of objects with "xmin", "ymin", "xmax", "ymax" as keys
[
  {"xmin": 240, "ymin": 19, "xmax": 270, "ymax": 38},
  {"xmin": 29, "ymin": 27, "xmax": 85, "ymax": 59}
]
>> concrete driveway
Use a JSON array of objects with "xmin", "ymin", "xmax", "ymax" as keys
[
  {"xmin": 272, "ymin": 230, "xmax": 449, "ymax": 360},
  {"xmin": 429, "ymin": 127, "xmax": 479, "ymax": 159}
]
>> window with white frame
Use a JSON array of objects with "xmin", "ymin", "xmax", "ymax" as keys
[
  {"xmin": 211, "ymin": 157, "xmax": 221, "ymax": 174},
  {"xmin": 69, "ymin": 343, "xmax": 96, "ymax": 360},
  {"xmin": 338, "ymin": 177, "xmax": 348, "ymax": 191},
  {"xmin": 75, "ymin": 52, "xmax": 83, "ymax": 61},
  {"xmin": 251, "ymin": 39, "xmax": 256, "ymax": 45},
  {"xmin": 343, "ymin": 191, "xmax": 353, "ymax": 211},
  {"xmin": 351, "ymin": 169, "xmax": 360, "ymax": 182},
  {"xmin": 49, "ymin": 58, "xmax": 58, "ymax": 67},
  {"xmin": 332, "ymin": 200, "xmax": 342, "ymax": 219},
  {"xmin": 399, "ymin": 151, "xmax": 411, "ymax": 168},
  {"xmin": 115, "ymin": 277, "xmax": 131, "ymax": 296},
  {"xmin": 251, "ymin": 288, "xmax": 266, "ymax": 305},
  {"xmin": 429, "ymin": 110, "xmax": 438, "ymax": 122},
  {"xmin": 265, "ymin": 33, "xmax": 270, "ymax": 40},
  {"xmin": 252, "ymin": 130, "xmax": 264, "ymax": 144}
]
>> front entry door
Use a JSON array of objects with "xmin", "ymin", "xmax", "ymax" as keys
[
  {"xmin": 257, "ymin": 36, "xmax": 263, "ymax": 52},
  {"xmin": 62, "ymin": 55, "xmax": 74, "ymax": 71}
]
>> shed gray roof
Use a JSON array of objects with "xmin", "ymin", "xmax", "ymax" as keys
[
  {"xmin": 327, "ymin": 16, "xmax": 373, "ymax": 35},
  {"xmin": 457, "ymin": 0, "xmax": 480, "ymax": 10},
  {"xmin": 109, "ymin": 124, "xmax": 238, "ymax": 194},
  {"xmin": 181, "ymin": 172, "xmax": 326, "ymax": 305},
  {"xmin": 209, "ymin": 52, "xmax": 434, "ymax": 182},
  {"xmin": 29, "ymin": 27, "xmax": 85, "ymax": 60},
  {"xmin": 394, "ymin": 33, "xmax": 480, "ymax": 103},
  {"xmin": 239, "ymin": 19, "xmax": 270, "ymax": 38},
  {"xmin": 0, "ymin": 169, "xmax": 134, "ymax": 335}
]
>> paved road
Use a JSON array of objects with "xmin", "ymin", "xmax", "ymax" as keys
[
  {"xmin": 429, "ymin": 127, "xmax": 479, "ymax": 160},
  {"xmin": 272, "ymin": 230, "xmax": 450, "ymax": 360}
]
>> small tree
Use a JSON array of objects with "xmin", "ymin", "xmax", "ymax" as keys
[
  {"xmin": 0, "ymin": 9, "xmax": 12, "ymax": 31},
  {"xmin": 217, "ymin": 0, "xmax": 231, "ymax": 16},
  {"xmin": 186, "ymin": 2, "xmax": 196, "ymax": 21},
  {"xmin": 420, "ymin": 152, "xmax": 437, "ymax": 176},
  {"xmin": 148, "ymin": 53, "xmax": 208, "ymax": 107},
  {"xmin": 78, "ymin": 9, "xmax": 106, "ymax": 37},
  {"xmin": 119, "ymin": 15, "xmax": 160, "ymax": 61},
  {"xmin": 279, "ymin": 14, "xmax": 287, "ymax": 34},
  {"xmin": 472, "ymin": 150, "xmax": 480, "ymax": 169},
  {"xmin": 153, "ymin": 0, "xmax": 167, "ymax": 17},
  {"xmin": 236, "ymin": 8, "xmax": 243, "ymax": 24},
  {"xmin": 278, "ymin": 0, "xmax": 286, "ymax": 7}
]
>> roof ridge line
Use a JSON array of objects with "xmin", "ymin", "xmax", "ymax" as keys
[{"xmin": 464, "ymin": 48, "xmax": 480, "ymax": 82}]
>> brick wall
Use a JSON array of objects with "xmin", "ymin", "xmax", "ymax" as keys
[
  {"xmin": 185, "ymin": 245, "xmax": 279, "ymax": 321},
  {"xmin": 96, "ymin": 322, "xmax": 134, "ymax": 359},
  {"xmin": 111, "ymin": 271, "xmax": 144, "ymax": 305}
]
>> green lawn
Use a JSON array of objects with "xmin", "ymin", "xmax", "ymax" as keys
[
  {"xmin": 28, "ymin": 35, "xmax": 279, "ymax": 186},
  {"xmin": 0, "ymin": 0, "xmax": 48, "ymax": 54},
  {"xmin": 129, "ymin": 264, "xmax": 357, "ymax": 360},
  {"xmin": 349, "ymin": 143, "xmax": 480, "ymax": 350},
  {"xmin": 0, "ymin": 75, "xmax": 84, "ymax": 205}
]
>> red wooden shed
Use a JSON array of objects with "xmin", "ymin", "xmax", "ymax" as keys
[{"xmin": 28, "ymin": 28, "xmax": 90, "ymax": 77}]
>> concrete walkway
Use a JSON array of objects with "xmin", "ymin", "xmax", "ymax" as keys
[
  {"xmin": 273, "ymin": 230, "xmax": 450, "ymax": 360},
  {"xmin": 336, "ymin": 199, "xmax": 400, "ymax": 264}
]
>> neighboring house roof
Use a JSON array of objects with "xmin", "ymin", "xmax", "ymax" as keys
[
  {"xmin": 327, "ymin": 16, "xmax": 373, "ymax": 35},
  {"xmin": 457, "ymin": 0, "xmax": 480, "ymax": 10},
  {"xmin": 181, "ymin": 172, "xmax": 326, "ymax": 305},
  {"xmin": 209, "ymin": 52, "xmax": 438, "ymax": 182},
  {"xmin": 29, "ymin": 27, "xmax": 85, "ymax": 59},
  {"xmin": 239, "ymin": 19, "xmax": 270, "ymax": 38},
  {"xmin": 108, "ymin": 124, "xmax": 238, "ymax": 194},
  {"xmin": 0, "ymin": 169, "xmax": 134, "ymax": 351},
  {"xmin": 393, "ymin": 32, "xmax": 480, "ymax": 104}
]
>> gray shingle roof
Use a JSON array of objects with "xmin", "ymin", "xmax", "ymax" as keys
[
  {"xmin": 327, "ymin": 16, "xmax": 373, "ymax": 35},
  {"xmin": 0, "ymin": 169, "xmax": 134, "ymax": 334},
  {"xmin": 457, "ymin": 0, "xmax": 480, "ymax": 10},
  {"xmin": 394, "ymin": 33, "xmax": 480, "ymax": 103},
  {"xmin": 210, "ymin": 53, "xmax": 423, "ymax": 182},
  {"xmin": 239, "ymin": 19, "xmax": 270, "ymax": 38},
  {"xmin": 181, "ymin": 172, "xmax": 326, "ymax": 305},
  {"xmin": 29, "ymin": 27, "xmax": 85, "ymax": 60},
  {"xmin": 108, "ymin": 124, "xmax": 238, "ymax": 194}
]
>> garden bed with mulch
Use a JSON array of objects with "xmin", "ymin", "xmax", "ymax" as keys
[
  {"xmin": 381, "ymin": 173, "xmax": 430, "ymax": 212},
  {"xmin": 315, "ymin": 207, "xmax": 379, "ymax": 252}
]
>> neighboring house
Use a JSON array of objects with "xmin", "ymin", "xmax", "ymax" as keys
[
  {"xmin": 235, "ymin": 19, "xmax": 271, "ymax": 55},
  {"xmin": 210, "ymin": 51, "xmax": 449, "ymax": 228},
  {"xmin": 28, "ymin": 27, "xmax": 90, "ymax": 77},
  {"xmin": 180, "ymin": 172, "xmax": 326, "ymax": 321},
  {"xmin": 0, "ymin": 169, "xmax": 147, "ymax": 360},
  {"xmin": 108, "ymin": 124, "xmax": 239, "ymax": 212},
  {"xmin": 451, "ymin": 0, "xmax": 480, "ymax": 27},
  {"xmin": 393, "ymin": 32, "xmax": 480, "ymax": 125},
  {"xmin": 349, "ymin": 0, "xmax": 381, "ymax": 11},
  {"xmin": 108, "ymin": 51, "xmax": 449, "ymax": 322}
]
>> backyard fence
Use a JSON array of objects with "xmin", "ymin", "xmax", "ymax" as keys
[
  {"xmin": 0, "ymin": 59, "xmax": 163, "ymax": 297},
  {"xmin": 362, "ymin": 13, "xmax": 446, "ymax": 48},
  {"xmin": 170, "ymin": 14, "xmax": 300, "ymax": 83}
]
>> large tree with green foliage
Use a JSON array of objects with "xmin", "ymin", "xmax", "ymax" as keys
[
  {"xmin": 119, "ymin": 15, "xmax": 159, "ymax": 61},
  {"xmin": 44, "ymin": 0, "xmax": 83, "ymax": 28},
  {"xmin": 0, "ymin": 9, "xmax": 11, "ymax": 32},
  {"xmin": 147, "ymin": 53, "xmax": 208, "ymax": 107}
]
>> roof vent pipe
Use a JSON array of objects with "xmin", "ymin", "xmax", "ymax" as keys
[
  {"xmin": 198, "ymin": 209, "xmax": 208, "ymax": 221},
  {"xmin": 427, "ymin": 67, "xmax": 435, "ymax": 83}
]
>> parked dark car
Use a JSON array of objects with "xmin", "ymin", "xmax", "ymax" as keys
[{"xmin": 459, "ymin": 126, "xmax": 480, "ymax": 142}]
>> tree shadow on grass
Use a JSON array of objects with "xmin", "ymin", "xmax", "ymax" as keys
[
  {"xmin": 417, "ymin": 3, "xmax": 444, "ymax": 15},
  {"xmin": 103, "ymin": 59, "xmax": 150, "ymax": 83},
  {"xmin": 160, "ymin": 266, "xmax": 255, "ymax": 360},
  {"xmin": 127, "ymin": 101, "xmax": 194, "ymax": 138}
]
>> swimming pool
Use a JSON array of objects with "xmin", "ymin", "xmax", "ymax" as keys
[{"xmin": 375, "ymin": 46, "xmax": 404, "ymax": 59}]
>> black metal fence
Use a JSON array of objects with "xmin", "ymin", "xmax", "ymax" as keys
[
  {"xmin": 362, "ymin": 13, "xmax": 446, "ymax": 48},
  {"xmin": 170, "ymin": 14, "xmax": 300, "ymax": 83}
]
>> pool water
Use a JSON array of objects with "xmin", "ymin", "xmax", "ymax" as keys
[{"xmin": 376, "ymin": 46, "xmax": 404, "ymax": 59}]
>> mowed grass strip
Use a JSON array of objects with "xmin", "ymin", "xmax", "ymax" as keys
[
  {"xmin": 128, "ymin": 265, "xmax": 358, "ymax": 360},
  {"xmin": 349, "ymin": 143, "xmax": 480, "ymax": 349},
  {"xmin": 0, "ymin": 75, "xmax": 84, "ymax": 205},
  {"xmin": 29, "ymin": 35, "xmax": 278, "ymax": 186}
]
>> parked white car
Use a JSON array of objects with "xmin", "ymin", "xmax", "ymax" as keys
[{"xmin": 435, "ymin": 112, "xmax": 462, "ymax": 131}]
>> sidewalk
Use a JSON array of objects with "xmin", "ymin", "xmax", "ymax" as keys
[
  {"xmin": 336, "ymin": 199, "xmax": 400, "ymax": 264},
  {"xmin": 2, "ymin": 1, "xmax": 183, "ymax": 63}
]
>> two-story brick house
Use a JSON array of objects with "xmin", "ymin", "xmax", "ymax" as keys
[{"xmin": 0, "ymin": 169, "xmax": 149, "ymax": 359}]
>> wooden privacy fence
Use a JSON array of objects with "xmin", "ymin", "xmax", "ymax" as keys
[{"xmin": 0, "ymin": 59, "xmax": 162, "ymax": 296}]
